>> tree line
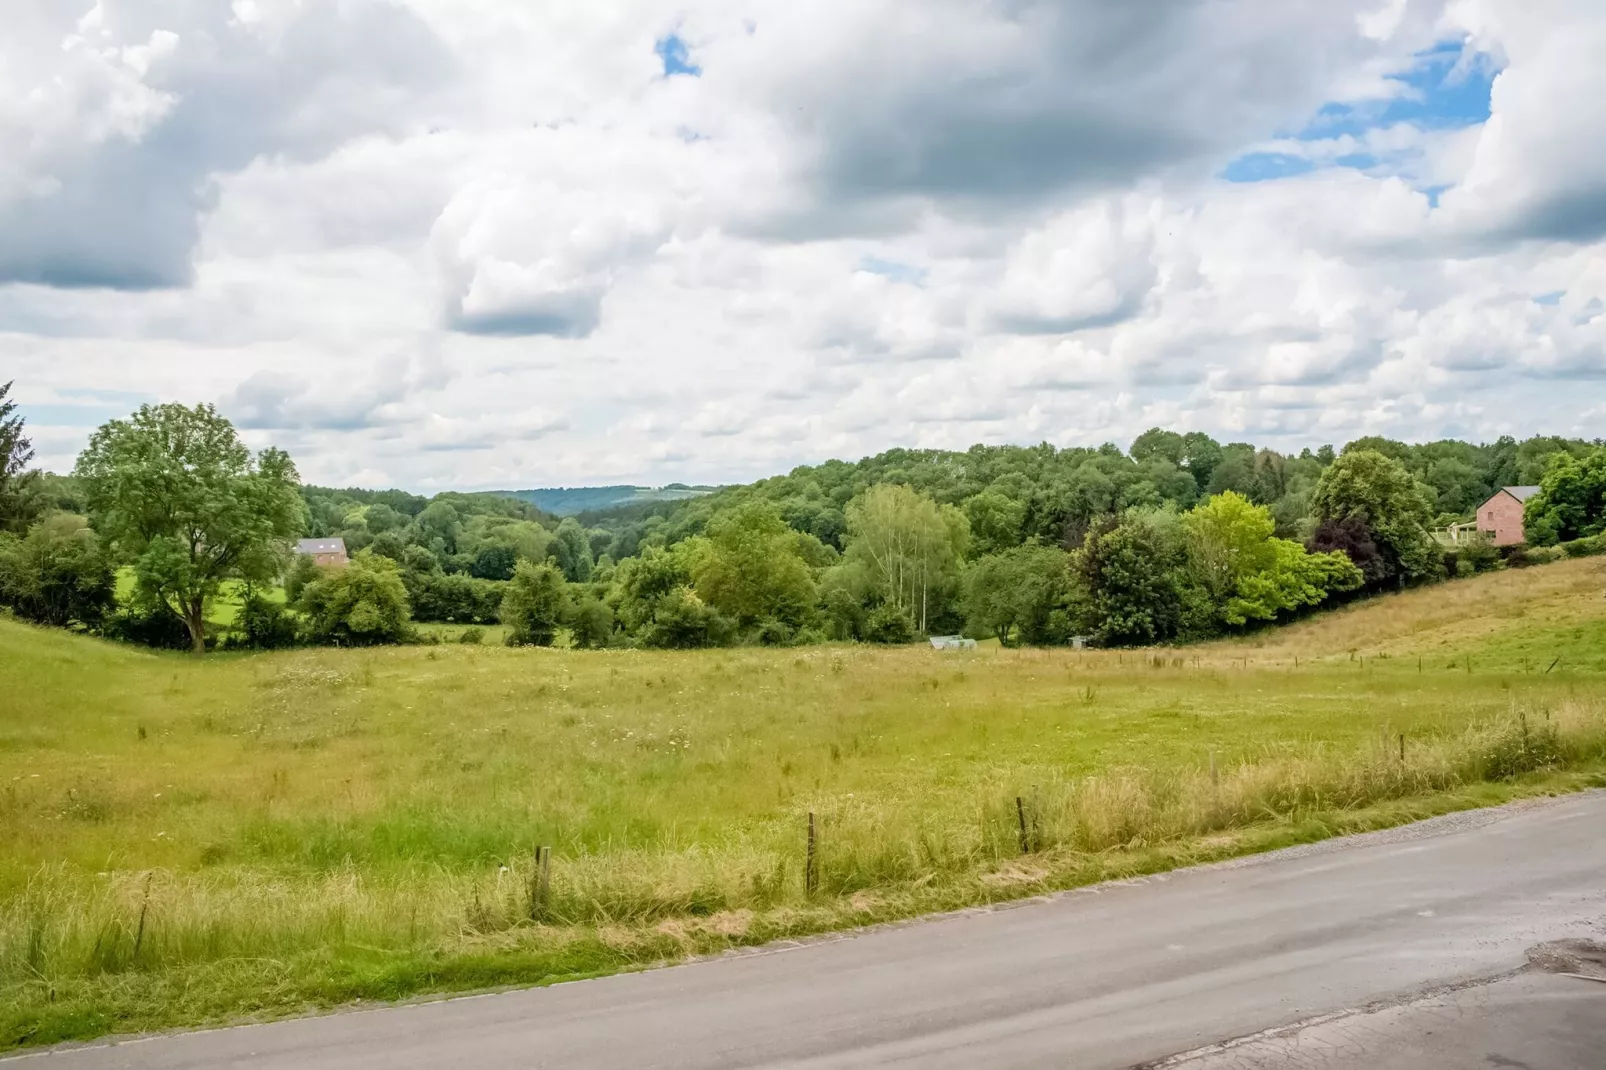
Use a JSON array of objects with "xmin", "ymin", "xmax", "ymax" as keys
[{"xmin": 1, "ymin": 385, "xmax": 1602, "ymax": 654}]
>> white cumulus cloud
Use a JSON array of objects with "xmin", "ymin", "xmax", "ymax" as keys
[{"xmin": 2, "ymin": 0, "xmax": 1605, "ymax": 490}]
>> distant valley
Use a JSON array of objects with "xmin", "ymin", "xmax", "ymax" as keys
[{"xmin": 494, "ymin": 483, "xmax": 720, "ymax": 516}]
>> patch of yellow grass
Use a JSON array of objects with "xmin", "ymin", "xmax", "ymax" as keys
[{"xmin": 1244, "ymin": 556, "xmax": 1606, "ymax": 659}]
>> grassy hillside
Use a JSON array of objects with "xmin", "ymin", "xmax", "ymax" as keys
[{"xmin": 3, "ymin": 557, "xmax": 1606, "ymax": 1048}]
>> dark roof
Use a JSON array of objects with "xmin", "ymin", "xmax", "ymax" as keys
[
  {"xmin": 296, "ymin": 538, "xmax": 347, "ymax": 555},
  {"xmin": 1503, "ymin": 486, "xmax": 1542, "ymax": 502}
]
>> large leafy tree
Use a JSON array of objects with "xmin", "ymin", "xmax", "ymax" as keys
[
  {"xmin": 0, "ymin": 381, "xmax": 42, "ymax": 533},
  {"xmin": 964, "ymin": 489, "xmax": 1027, "ymax": 556},
  {"xmin": 552, "ymin": 517, "xmax": 594, "ymax": 582},
  {"xmin": 1310, "ymin": 449, "xmax": 1438, "ymax": 586},
  {"xmin": 688, "ymin": 500, "xmax": 816, "ymax": 630},
  {"xmin": 1307, "ymin": 515, "xmax": 1386, "ymax": 586},
  {"xmin": 413, "ymin": 500, "xmax": 463, "ymax": 556},
  {"xmin": 1181, "ymin": 491, "xmax": 1277, "ymax": 606},
  {"xmin": 962, "ymin": 542, "xmax": 1072, "ymax": 646},
  {"xmin": 1184, "ymin": 492, "xmax": 1362, "ymax": 627},
  {"xmin": 75, "ymin": 403, "xmax": 306, "ymax": 653},
  {"xmin": 1179, "ymin": 431, "xmax": 1224, "ymax": 493},
  {"xmin": 1073, "ymin": 511, "xmax": 1193, "ymax": 646},
  {"xmin": 1422, "ymin": 456, "xmax": 1488, "ymax": 516},
  {"xmin": 470, "ymin": 542, "xmax": 518, "ymax": 581},
  {"xmin": 1130, "ymin": 427, "xmax": 1185, "ymax": 466},
  {"xmin": 1523, "ymin": 448, "xmax": 1606, "ymax": 545}
]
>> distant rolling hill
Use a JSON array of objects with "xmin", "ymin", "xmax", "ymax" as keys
[{"xmin": 494, "ymin": 484, "xmax": 719, "ymax": 517}]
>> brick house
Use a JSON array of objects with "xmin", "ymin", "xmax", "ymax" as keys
[
  {"xmin": 1474, "ymin": 486, "xmax": 1541, "ymax": 546},
  {"xmin": 295, "ymin": 537, "xmax": 350, "ymax": 567}
]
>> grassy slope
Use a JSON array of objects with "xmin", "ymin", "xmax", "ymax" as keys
[{"xmin": 3, "ymin": 557, "xmax": 1605, "ymax": 1047}]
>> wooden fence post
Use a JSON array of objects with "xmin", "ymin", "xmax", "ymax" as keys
[
  {"xmin": 806, "ymin": 812, "xmax": 818, "ymax": 896},
  {"xmin": 1016, "ymin": 796, "xmax": 1031, "ymax": 855},
  {"xmin": 530, "ymin": 846, "xmax": 551, "ymax": 920}
]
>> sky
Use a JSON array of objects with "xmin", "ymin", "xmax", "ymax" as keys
[{"xmin": 3, "ymin": 0, "xmax": 1605, "ymax": 492}]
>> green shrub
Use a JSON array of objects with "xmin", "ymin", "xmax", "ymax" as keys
[
  {"xmin": 637, "ymin": 586, "xmax": 733, "ymax": 649},
  {"xmin": 500, "ymin": 561, "xmax": 566, "ymax": 647},
  {"xmin": 297, "ymin": 553, "xmax": 411, "ymax": 646},
  {"xmin": 862, "ymin": 603, "xmax": 916, "ymax": 644},
  {"xmin": 405, "ymin": 571, "xmax": 505, "ymax": 624},
  {"xmin": 0, "ymin": 514, "xmax": 116, "ymax": 629},
  {"xmin": 566, "ymin": 596, "xmax": 614, "ymax": 649},
  {"xmin": 1519, "ymin": 545, "xmax": 1564, "ymax": 566},
  {"xmin": 1458, "ymin": 534, "xmax": 1503, "ymax": 573},
  {"xmin": 223, "ymin": 593, "xmax": 299, "ymax": 650},
  {"xmin": 102, "ymin": 601, "xmax": 198, "ymax": 650},
  {"xmin": 753, "ymin": 616, "xmax": 793, "ymax": 646},
  {"xmin": 283, "ymin": 554, "xmax": 321, "ymax": 603},
  {"xmin": 1560, "ymin": 534, "xmax": 1605, "ymax": 559},
  {"xmin": 819, "ymin": 586, "xmax": 866, "ymax": 642},
  {"xmin": 457, "ymin": 627, "xmax": 485, "ymax": 645}
]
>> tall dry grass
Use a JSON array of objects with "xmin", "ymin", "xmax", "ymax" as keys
[
  {"xmin": 1242, "ymin": 556, "xmax": 1606, "ymax": 659},
  {"xmin": 5, "ymin": 698, "xmax": 1601, "ymax": 1010}
]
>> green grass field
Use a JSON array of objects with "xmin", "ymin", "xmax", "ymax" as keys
[
  {"xmin": 4, "ymin": 558, "xmax": 1606, "ymax": 1049},
  {"xmin": 112, "ymin": 569, "xmax": 286, "ymax": 631}
]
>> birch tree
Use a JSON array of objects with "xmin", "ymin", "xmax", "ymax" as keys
[{"xmin": 842, "ymin": 484, "xmax": 969, "ymax": 632}]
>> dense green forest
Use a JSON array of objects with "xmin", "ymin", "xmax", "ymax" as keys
[
  {"xmin": 578, "ymin": 432, "xmax": 1595, "ymax": 554},
  {"xmin": 2, "ymin": 383, "xmax": 1604, "ymax": 652}
]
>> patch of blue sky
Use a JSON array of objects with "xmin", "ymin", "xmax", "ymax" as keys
[
  {"xmin": 1300, "ymin": 40, "xmax": 1496, "ymax": 140},
  {"xmin": 1332, "ymin": 152, "xmax": 1377, "ymax": 170},
  {"xmin": 18, "ymin": 402, "xmax": 138, "ymax": 427},
  {"xmin": 1221, "ymin": 153, "xmax": 1315, "ymax": 184},
  {"xmin": 858, "ymin": 257, "xmax": 927, "ymax": 286},
  {"xmin": 1533, "ymin": 291, "xmax": 1565, "ymax": 306},
  {"xmin": 654, "ymin": 33, "xmax": 701, "ymax": 77},
  {"xmin": 1420, "ymin": 183, "xmax": 1452, "ymax": 208},
  {"xmin": 1223, "ymin": 39, "xmax": 1497, "ymax": 184}
]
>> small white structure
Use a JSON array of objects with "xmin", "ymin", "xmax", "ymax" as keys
[
  {"xmin": 929, "ymin": 635, "xmax": 977, "ymax": 650},
  {"xmin": 1070, "ymin": 636, "xmax": 1090, "ymax": 651}
]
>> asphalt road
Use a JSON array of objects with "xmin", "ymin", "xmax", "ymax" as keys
[
  {"xmin": 13, "ymin": 793, "xmax": 1606, "ymax": 1070},
  {"xmin": 1157, "ymin": 971, "xmax": 1606, "ymax": 1069}
]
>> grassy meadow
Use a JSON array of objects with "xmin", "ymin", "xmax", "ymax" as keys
[{"xmin": 4, "ymin": 557, "xmax": 1606, "ymax": 1048}]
